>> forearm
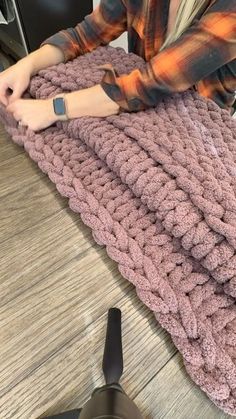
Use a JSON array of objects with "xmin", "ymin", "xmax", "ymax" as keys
[
  {"xmin": 99, "ymin": 6, "xmax": 236, "ymax": 112},
  {"xmin": 41, "ymin": 0, "xmax": 127, "ymax": 62},
  {"xmin": 65, "ymin": 84, "xmax": 120, "ymax": 118},
  {"xmin": 20, "ymin": 44, "xmax": 64, "ymax": 76}
]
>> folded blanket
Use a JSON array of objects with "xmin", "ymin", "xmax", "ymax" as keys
[{"xmin": 0, "ymin": 46, "xmax": 235, "ymax": 415}]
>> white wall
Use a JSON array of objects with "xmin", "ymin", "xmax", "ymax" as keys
[{"xmin": 93, "ymin": 0, "xmax": 128, "ymax": 51}]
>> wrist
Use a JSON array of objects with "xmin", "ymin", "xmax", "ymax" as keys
[
  {"xmin": 16, "ymin": 55, "xmax": 35, "ymax": 76},
  {"xmin": 65, "ymin": 86, "xmax": 120, "ymax": 119},
  {"xmin": 65, "ymin": 91, "xmax": 83, "ymax": 119},
  {"xmin": 51, "ymin": 94, "xmax": 69, "ymax": 122},
  {"xmin": 45, "ymin": 98, "xmax": 58, "ymax": 123},
  {"xmin": 25, "ymin": 51, "xmax": 43, "ymax": 76}
]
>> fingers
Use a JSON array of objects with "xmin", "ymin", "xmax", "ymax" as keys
[
  {"xmin": 7, "ymin": 104, "xmax": 19, "ymax": 120},
  {"xmin": 8, "ymin": 83, "xmax": 24, "ymax": 104},
  {"xmin": 13, "ymin": 112, "xmax": 21, "ymax": 122},
  {"xmin": 0, "ymin": 82, "xmax": 9, "ymax": 106},
  {"xmin": 9, "ymin": 107, "xmax": 24, "ymax": 124},
  {"xmin": 6, "ymin": 101, "xmax": 20, "ymax": 121},
  {"xmin": 6, "ymin": 101, "xmax": 15, "ymax": 113},
  {"xmin": 7, "ymin": 100, "xmax": 28, "ymax": 127},
  {"xmin": 0, "ymin": 81, "xmax": 25, "ymax": 106}
]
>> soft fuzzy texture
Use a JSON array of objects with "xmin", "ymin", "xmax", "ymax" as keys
[{"xmin": 0, "ymin": 46, "xmax": 236, "ymax": 415}]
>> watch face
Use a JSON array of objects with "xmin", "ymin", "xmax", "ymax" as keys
[{"xmin": 53, "ymin": 97, "xmax": 65, "ymax": 115}]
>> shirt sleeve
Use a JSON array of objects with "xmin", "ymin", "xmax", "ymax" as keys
[
  {"xmin": 40, "ymin": 0, "xmax": 127, "ymax": 61},
  {"xmin": 100, "ymin": 5, "xmax": 236, "ymax": 112}
]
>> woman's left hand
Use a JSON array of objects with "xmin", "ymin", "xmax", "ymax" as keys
[{"xmin": 6, "ymin": 98, "xmax": 57, "ymax": 131}]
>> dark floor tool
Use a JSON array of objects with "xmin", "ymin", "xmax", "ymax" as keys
[{"xmin": 42, "ymin": 308, "xmax": 144, "ymax": 419}]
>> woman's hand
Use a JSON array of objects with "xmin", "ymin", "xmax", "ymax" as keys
[
  {"xmin": 6, "ymin": 84, "xmax": 120, "ymax": 132},
  {"xmin": 0, "ymin": 45, "xmax": 64, "ymax": 107},
  {"xmin": 7, "ymin": 98, "xmax": 57, "ymax": 131},
  {"xmin": 0, "ymin": 60, "xmax": 33, "ymax": 106}
]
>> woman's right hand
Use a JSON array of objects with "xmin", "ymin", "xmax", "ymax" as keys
[
  {"xmin": 0, "ymin": 59, "xmax": 33, "ymax": 107},
  {"xmin": 0, "ymin": 45, "xmax": 65, "ymax": 107}
]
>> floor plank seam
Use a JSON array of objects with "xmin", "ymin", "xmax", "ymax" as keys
[
  {"xmin": 0, "ymin": 289, "xmax": 134, "ymax": 399},
  {"xmin": 0, "ymin": 147, "xmax": 25, "ymax": 165},
  {"xmin": 134, "ymin": 349, "xmax": 178, "ymax": 401},
  {"xmin": 0, "ymin": 206, "xmax": 68, "ymax": 246},
  {"xmin": 0, "ymin": 239, "xmax": 100, "ymax": 309},
  {"xmin": 0, "ymin": 177, "xmax": 42, "ymax": 200}
]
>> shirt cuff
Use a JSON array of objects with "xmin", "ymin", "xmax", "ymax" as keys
[{"xmin": 98, "ymin": 63, "xmax": 147, "ymax": 112}]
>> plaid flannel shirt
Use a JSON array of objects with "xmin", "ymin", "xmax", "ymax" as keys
[{"xmin": 41, "ymin": 0, "xmax": 236, "ymax": 113}]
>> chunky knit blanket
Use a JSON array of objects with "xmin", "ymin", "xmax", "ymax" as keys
[{"xmin": 0, "ymin": 46, "xmax": 236, "ymax": 415}]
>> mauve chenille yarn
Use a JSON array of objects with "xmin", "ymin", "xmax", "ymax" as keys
[{"xmin": 0, "ymin": 46, "xmax": 235, "ymax": 415}]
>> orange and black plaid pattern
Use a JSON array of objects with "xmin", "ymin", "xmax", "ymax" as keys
[{"xmin": 41, "ymin": 0, "xmax": 236, "ymax": 113}]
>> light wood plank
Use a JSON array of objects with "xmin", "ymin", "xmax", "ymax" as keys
[
  {"xmin": 0, "ymin": 241, "xmax": 132, "ymax": 397},
  {"xmin": 0, "ymin": 142, "xmax": 23, "ymax": 163},
  {"xmin": 0, "ymin": 124, "xmax": 23, "ymax": 162},
  {"xmin": 0, "ymin": 209, "xmax": 94, "ymax": 307},
  {"xmin": 0, "ymin": 178, "xmax": 68, "ymax": 243},
  {"xmin": 134, "ymin": 353, "xmax": 231, "ymax": 419},
  {"xmin": 0, "ymin": 297, "xmax": 175, "ymax": 419},
  {"xmin": 0, "ymin": 153, "xmax": 46, "ymax": 196}
]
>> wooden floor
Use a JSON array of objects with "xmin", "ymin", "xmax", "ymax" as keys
[{"xmin": 0, "ymin": 122, "xmax": 232, "ymax": 419}]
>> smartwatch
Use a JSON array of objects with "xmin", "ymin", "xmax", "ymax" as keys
[{"xmin": 53, "ymin": 95, "xmax": 68, "ymax": 121}]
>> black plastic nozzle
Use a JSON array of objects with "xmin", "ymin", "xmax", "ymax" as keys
[{"xmin": 102, "ymin": 308, "xmax": 123, "ymax": 385}]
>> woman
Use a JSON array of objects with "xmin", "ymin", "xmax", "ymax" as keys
[{"xmin": 0, "ymin": 0, "xmax": 235, "ymax": 131}]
